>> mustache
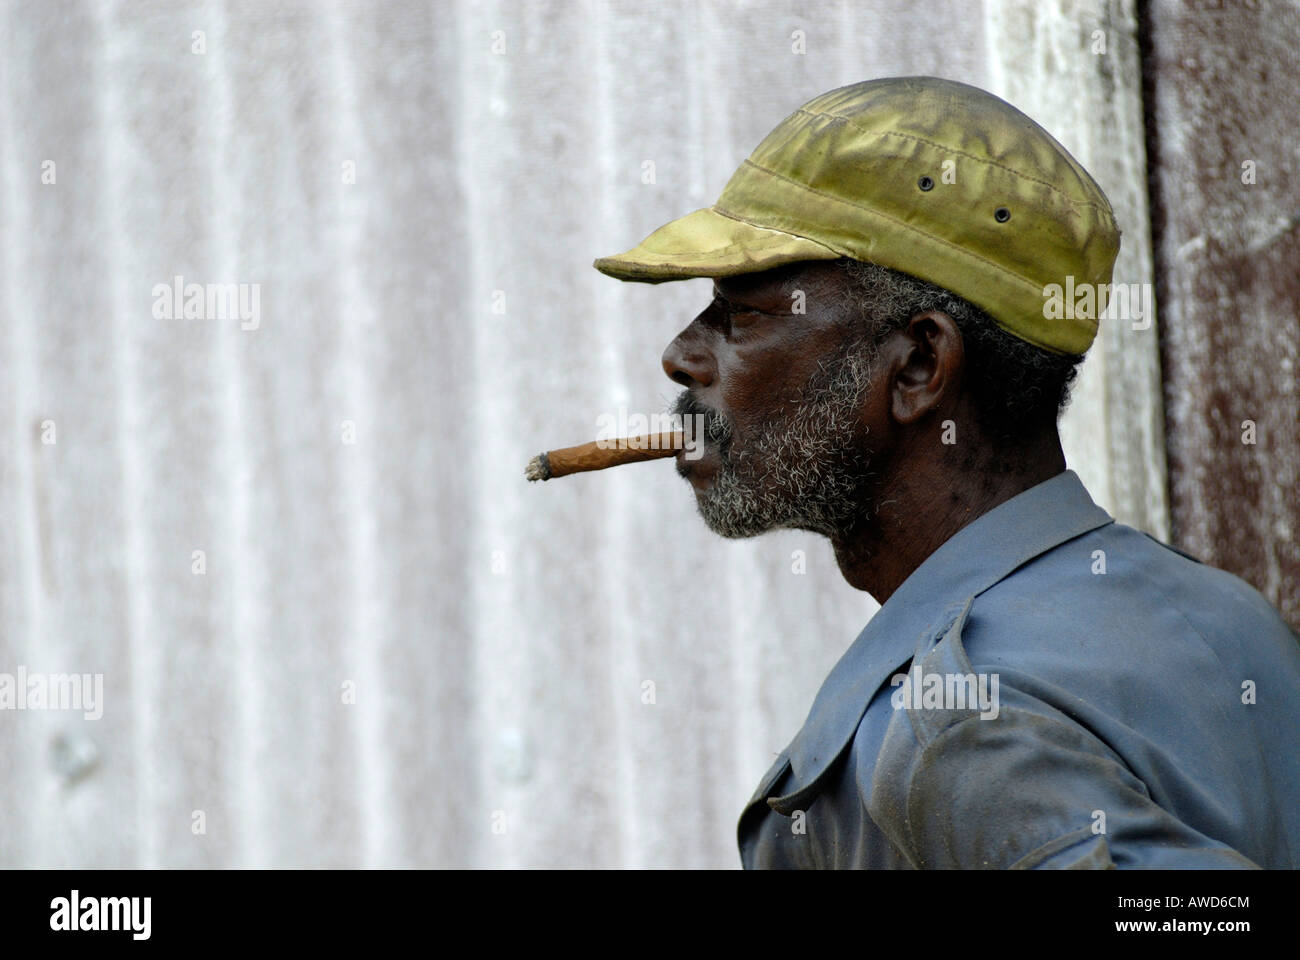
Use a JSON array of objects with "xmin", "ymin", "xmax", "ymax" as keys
[{"xmin": 670, "ymin": 390, "xmax": 733, "ymax": 448}]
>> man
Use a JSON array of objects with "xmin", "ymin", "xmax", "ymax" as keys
[{"xmin": 593, "ymin": 77, "xmax": 1300, "ymax": 868}]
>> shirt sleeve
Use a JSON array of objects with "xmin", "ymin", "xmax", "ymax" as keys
[{"xmin": 863, "ymin": 702, "xmax": 1261, "ymax": 869}]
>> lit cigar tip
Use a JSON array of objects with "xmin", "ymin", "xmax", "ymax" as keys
[{"xmin": 524, "ymin": 452, "xmax": 552, "ymax": 482}]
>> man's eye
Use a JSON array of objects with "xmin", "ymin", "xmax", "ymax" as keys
[{"xmin": 709, "ymin": 295, "xmax": 769, "ymax": 332}]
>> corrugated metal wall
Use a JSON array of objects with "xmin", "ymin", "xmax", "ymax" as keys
[{"xmin": 1, "ymin": 0, "xmax": 1169, "ymax": 867}]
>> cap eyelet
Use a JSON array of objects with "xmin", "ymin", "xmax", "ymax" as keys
[
  {"xmin": 917, "ymin": 175, "xmax": 934, "ymax": 191},
  {"xmin": 994, "ymin": 206, "xmax": 1011, "ymax": 222}
]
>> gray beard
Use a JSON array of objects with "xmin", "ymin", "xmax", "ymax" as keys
[{"xmin": 673, "ymin": 336, "xmax": 879, "ymax": 540}]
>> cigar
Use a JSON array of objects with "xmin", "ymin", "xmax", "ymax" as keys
[{"xmin": 525, "ymin": 432, "xmax": 683, "ymax": 481}]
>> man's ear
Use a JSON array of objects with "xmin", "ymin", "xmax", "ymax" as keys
[{"xmin": 888, "ymin": 310, "xmax": 964, "ymax": 426}]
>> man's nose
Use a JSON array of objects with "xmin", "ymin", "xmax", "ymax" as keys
[{"xmin": 662, "ymin": 323, "xmax": 715, "ymax": 388}]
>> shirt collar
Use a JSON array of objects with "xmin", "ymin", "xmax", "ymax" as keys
[{"xmin": 762, "ymin": 469, "xmax": 1114, "ymax": 814}]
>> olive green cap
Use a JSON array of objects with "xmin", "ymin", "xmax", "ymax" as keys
[{"xmin": 593, "ymin": 77, "xmax": 1121, "ymax": 355}]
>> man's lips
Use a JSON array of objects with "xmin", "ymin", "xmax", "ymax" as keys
[{"xmin": 676, "ymin": 444, "xmax": 721, "ymax": 488}]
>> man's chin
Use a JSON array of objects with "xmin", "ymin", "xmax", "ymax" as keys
[
  {"xmin": 683, "ymin": 452, "xmax": 868, "ymax": 540},
  {"xmin": 693, "ymin": 485, "xmax": 784, "ymax": 540},
  {"xmin": 696, "ymin": 509, "xmax": 773, "ymax": 540},
  {"xmin": 694, "ymin": 479, "xmax": 864, "ymax": 540}
]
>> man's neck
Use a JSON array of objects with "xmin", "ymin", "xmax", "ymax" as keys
[{"xmin": 831, "ymin": 437, "xmax": 1066, "ymax": 604}]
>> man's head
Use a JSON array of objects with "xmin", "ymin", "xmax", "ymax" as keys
[
  {"xmin": 595, "ymin": 77, "xmax": 1118, "ymax": 596},
  {"xmin": 663, "ymin": 258, "xmax": 1083, "ymax": 545}
]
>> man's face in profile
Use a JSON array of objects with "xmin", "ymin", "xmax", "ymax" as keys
[{"xmin": 664, "ymin": 261, "xmax": 884, "ymax": 540}]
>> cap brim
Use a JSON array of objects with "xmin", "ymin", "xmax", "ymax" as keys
[{"xmin": 593, "ymin": 206, "xmax": 844, "ymax": 283}]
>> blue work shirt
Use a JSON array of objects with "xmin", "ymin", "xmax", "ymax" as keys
[{"xmin": 738, "ymin": 470, "xmax": 1300, "ymax": 868}]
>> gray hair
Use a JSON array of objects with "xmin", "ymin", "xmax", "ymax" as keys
[{"xmin": 832, "ymin": 258, "xmax": 1085, "ymax": 449}]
